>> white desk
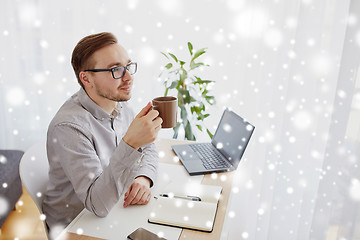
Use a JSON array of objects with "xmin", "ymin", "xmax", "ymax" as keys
[{"xmin": 57, "ymin": 139, "xmax": 234, "ymax": 240}]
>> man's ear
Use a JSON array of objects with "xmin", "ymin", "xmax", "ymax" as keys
[{"xmin": 79, "ymin": 71, "xmax": 93, "ymax": 89}]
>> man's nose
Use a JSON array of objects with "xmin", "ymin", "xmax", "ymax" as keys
[{"xmin": 122, "ymin": 69, "xmax": 132, "ymax": 82}]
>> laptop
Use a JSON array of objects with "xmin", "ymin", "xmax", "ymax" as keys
[{"xmin": 172, "ymin": 109, "xmax": 255, "ymax": 175}]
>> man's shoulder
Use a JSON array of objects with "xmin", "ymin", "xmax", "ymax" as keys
[{"xmin": 49, "ymin": 93, "xmax": 90, "ymax": 130}]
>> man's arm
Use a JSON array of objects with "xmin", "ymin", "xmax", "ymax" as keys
[
  {"xmin": 48, "ymin": 123, "xmax": 144, "ymax": 217},
  {"xmin": 122, "ymin": 102, "xmax": 162, "ymax": 207},
  {"xmin": 123, "ymin": 141, "xmax": 158, "ymax": 207}
]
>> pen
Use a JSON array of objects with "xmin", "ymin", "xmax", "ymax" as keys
[{"xmin": 159, "ymin": 194, "xmax": 201, "ymax": 201}]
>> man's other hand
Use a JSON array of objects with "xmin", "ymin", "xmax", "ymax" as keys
[
  {"xmin": 123, "ymin": 102, "xmax": 162, "ymax": 149},
  {"xmin": 123, "ymin": 176, "xmax": 152, "ymax": 208}
]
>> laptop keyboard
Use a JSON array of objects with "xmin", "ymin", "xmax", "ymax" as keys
[{"xmin": 189, "ymin": 143, "xmax": 231, "ymax": 170}]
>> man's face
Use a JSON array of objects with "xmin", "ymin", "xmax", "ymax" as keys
[{"xmin": 88, "ymin": 43, "xmax": 133, "ymax": 102}]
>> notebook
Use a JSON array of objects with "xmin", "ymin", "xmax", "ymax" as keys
[
  {"xmin": 148, "ymin": 183, "xmax": 222, "ymax": 232},
  {"xmin": 172, "ymin": 109, "xmax": 255, "ymax": 175}
]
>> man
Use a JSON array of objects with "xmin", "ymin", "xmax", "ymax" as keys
[{"xmin": 42, "ymin": 32, "xmax": 162, "ymax": 234}]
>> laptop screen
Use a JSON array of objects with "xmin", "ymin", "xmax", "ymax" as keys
[{"xmin": 211, "ymin": 109, "xmax": 255, "ymax": 166}]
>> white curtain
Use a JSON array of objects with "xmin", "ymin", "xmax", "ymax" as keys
[
  {"xmin": 222, "ymin": 0, "xmax": 360, "ymax": 239},
  {"xmin": 0, "ymin": 0, "xmax": 359, "ymax": 239}
]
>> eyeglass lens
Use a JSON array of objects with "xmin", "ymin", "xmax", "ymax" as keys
[{"xmin": 113, "ymin": 63, "xmax": 136, "ymax": 79}]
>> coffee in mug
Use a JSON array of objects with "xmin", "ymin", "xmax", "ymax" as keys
[{"xmin": 152, "ymin": 96, "xmax": 177, "ymax": 128}]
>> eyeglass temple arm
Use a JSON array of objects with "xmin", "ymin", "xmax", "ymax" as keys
[{"xmin": 84, "ymin": 69, "xmax": 112, "ymax": 72}]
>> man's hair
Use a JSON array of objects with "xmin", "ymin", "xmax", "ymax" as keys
[{"xmin": 71, "ymin": 32, "xmax": 118, "ymax": 88}]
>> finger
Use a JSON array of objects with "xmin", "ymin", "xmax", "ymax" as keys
[
  {"xmin": 124, "ymin": 185, "xmax": 140, "ymax": 207},
  {"xmin": 142, "ymin": 190, "xmax": 151, "ymax": 204},
  {"xmin": 153, "ymin": 116, "xmax": 163, "ymax": 126},
  {"xmin": 135, "ymin": 102, "xmax": 152, "ymax": 118},
  {"xmin": 136, "ymin": 191, "xmax": 149, "ymax": 205},
  {"xmin": 124, "ymin": 185, "xmax": 131, "ymax": 200},
  {"xmin": 155, "ymin": 125, "xmax": 162, "ymax": 131},
  {"xmin": 130, "ymin": 187, "xmax": 146, "ymax": 205},
  {"xmin": 145, "ymin": 109, "xmax": 160, "ymax": 121},
  {"xmin": 142, "ymin": 191, "xmax": 151, "ymax": 204}
]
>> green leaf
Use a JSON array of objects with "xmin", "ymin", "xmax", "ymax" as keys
[
  {"xmin": 196, "ymin": 124, "xmax": 203, "ymax": 131},
  {"xmin": 206, "ymin": 128, "xmax": 214, "ymax": 139},
  {"xmin": 205, "ymin": 96, "xmax": 216, "ymax": 105},
  {"xmin": 188, "ymin": 42, "xmax": 193, "ymax": 55},
  {"xmin": 185, "ymin": 120, "xmax": 195, "ymax": 140},
  {"xmin": 179, "ymin": 105, "xmax": 188, "ymax": 122},
  {"xmin": 179, "ymin": 61, "xmax": 186, "ymax": 66},
  {"xmin": 168, "ymin": 53, "xmax": 178, "ymax": 62},
  {"xmin": 201, "ymin": 90, "xmax": 209, "ymax": 97},
  {"xmin": 183, "ymin": 95, "xmax": 191, "ymax": 104},
  {"xmin": 190, "ymin": 62, "xmax": 204, "ymax": 70},
  {"xmin": 191, "ymin": 106, "xmax": 198, "ymax": 114},
  {"xmin": 172, "ymin": 122, "xmax": 181, "ymax": 139},
  {"xmin": 205, "ymin": 95, "xmax": 215, "ymax": 100},
  {"xmin": 180, "ymin": 68, "xmax": 188, "ymax": 77},
  {"xmin": 179, "ymin": 89, "xmax": 191, "ymax": 104},
  {"xmin": 190, "ymin": 96, "xmax": 197, "ymax": 103},
  {"xmin": 192, "ymin": 48, "xmax": 207, "ymax": 62},
  {"xmin": 194, "ymin": 80, "xmax": 214, "ymax": 85},
  {"xmin": 169, "ymin": 81, "xmax": 178, "ymax": 89},
  {"xmin": 192, "ymin": 77, "xmax": 214, "ymax": 84},
  {"xmin": 165, "ymin": 63, "xmax": 173, "ymax": 69},
  {"xmin": 161, "ymin": 52, "xmax": 169, "ymax": 59}
]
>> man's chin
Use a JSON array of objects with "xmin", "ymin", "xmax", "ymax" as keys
[{"xmin": 116, "ymin": 93, "xmax": 131, "ymax": 102}]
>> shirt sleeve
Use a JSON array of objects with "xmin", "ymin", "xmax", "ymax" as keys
[
  {"xmin": 48, "ymin": 122, "xmax": 144, "ymax": 218},
  {"xmin": 135, "ymin": 142, "xmax": 158, "ymax": 187},
  {"xmin": 124, "ymin": 103, "xmax": 159, "ymax": 187}
]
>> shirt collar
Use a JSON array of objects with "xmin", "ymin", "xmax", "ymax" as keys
[{"xmin": 78, "ymin": 88, "xmax": 122, "ymax": 121}]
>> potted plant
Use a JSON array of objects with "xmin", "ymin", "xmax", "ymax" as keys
[{"xmin": 159, "ymin": 42, "xmax": 216, "ymax": 140}]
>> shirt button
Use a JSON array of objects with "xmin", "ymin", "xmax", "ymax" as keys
[
  {"xmin": 101, "ymin": 118, "xmax": 105, "ymax": 120},
  {"xmin": 137, "ymin": 159, "xmax": 142, "ymax": 163}
]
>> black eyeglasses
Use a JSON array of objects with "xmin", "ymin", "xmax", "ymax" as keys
[{"xmin": 84, "ymin": 62, "xmax": 137, "ymax": 79}]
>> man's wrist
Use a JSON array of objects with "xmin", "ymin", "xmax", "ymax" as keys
[
  {"xmin": 135, "ymin": 176, "xmax": 151, "ymax": 187},
  {"xmin": 122, "ymin": 136, "xmax": 139, "ymax": 150}
]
